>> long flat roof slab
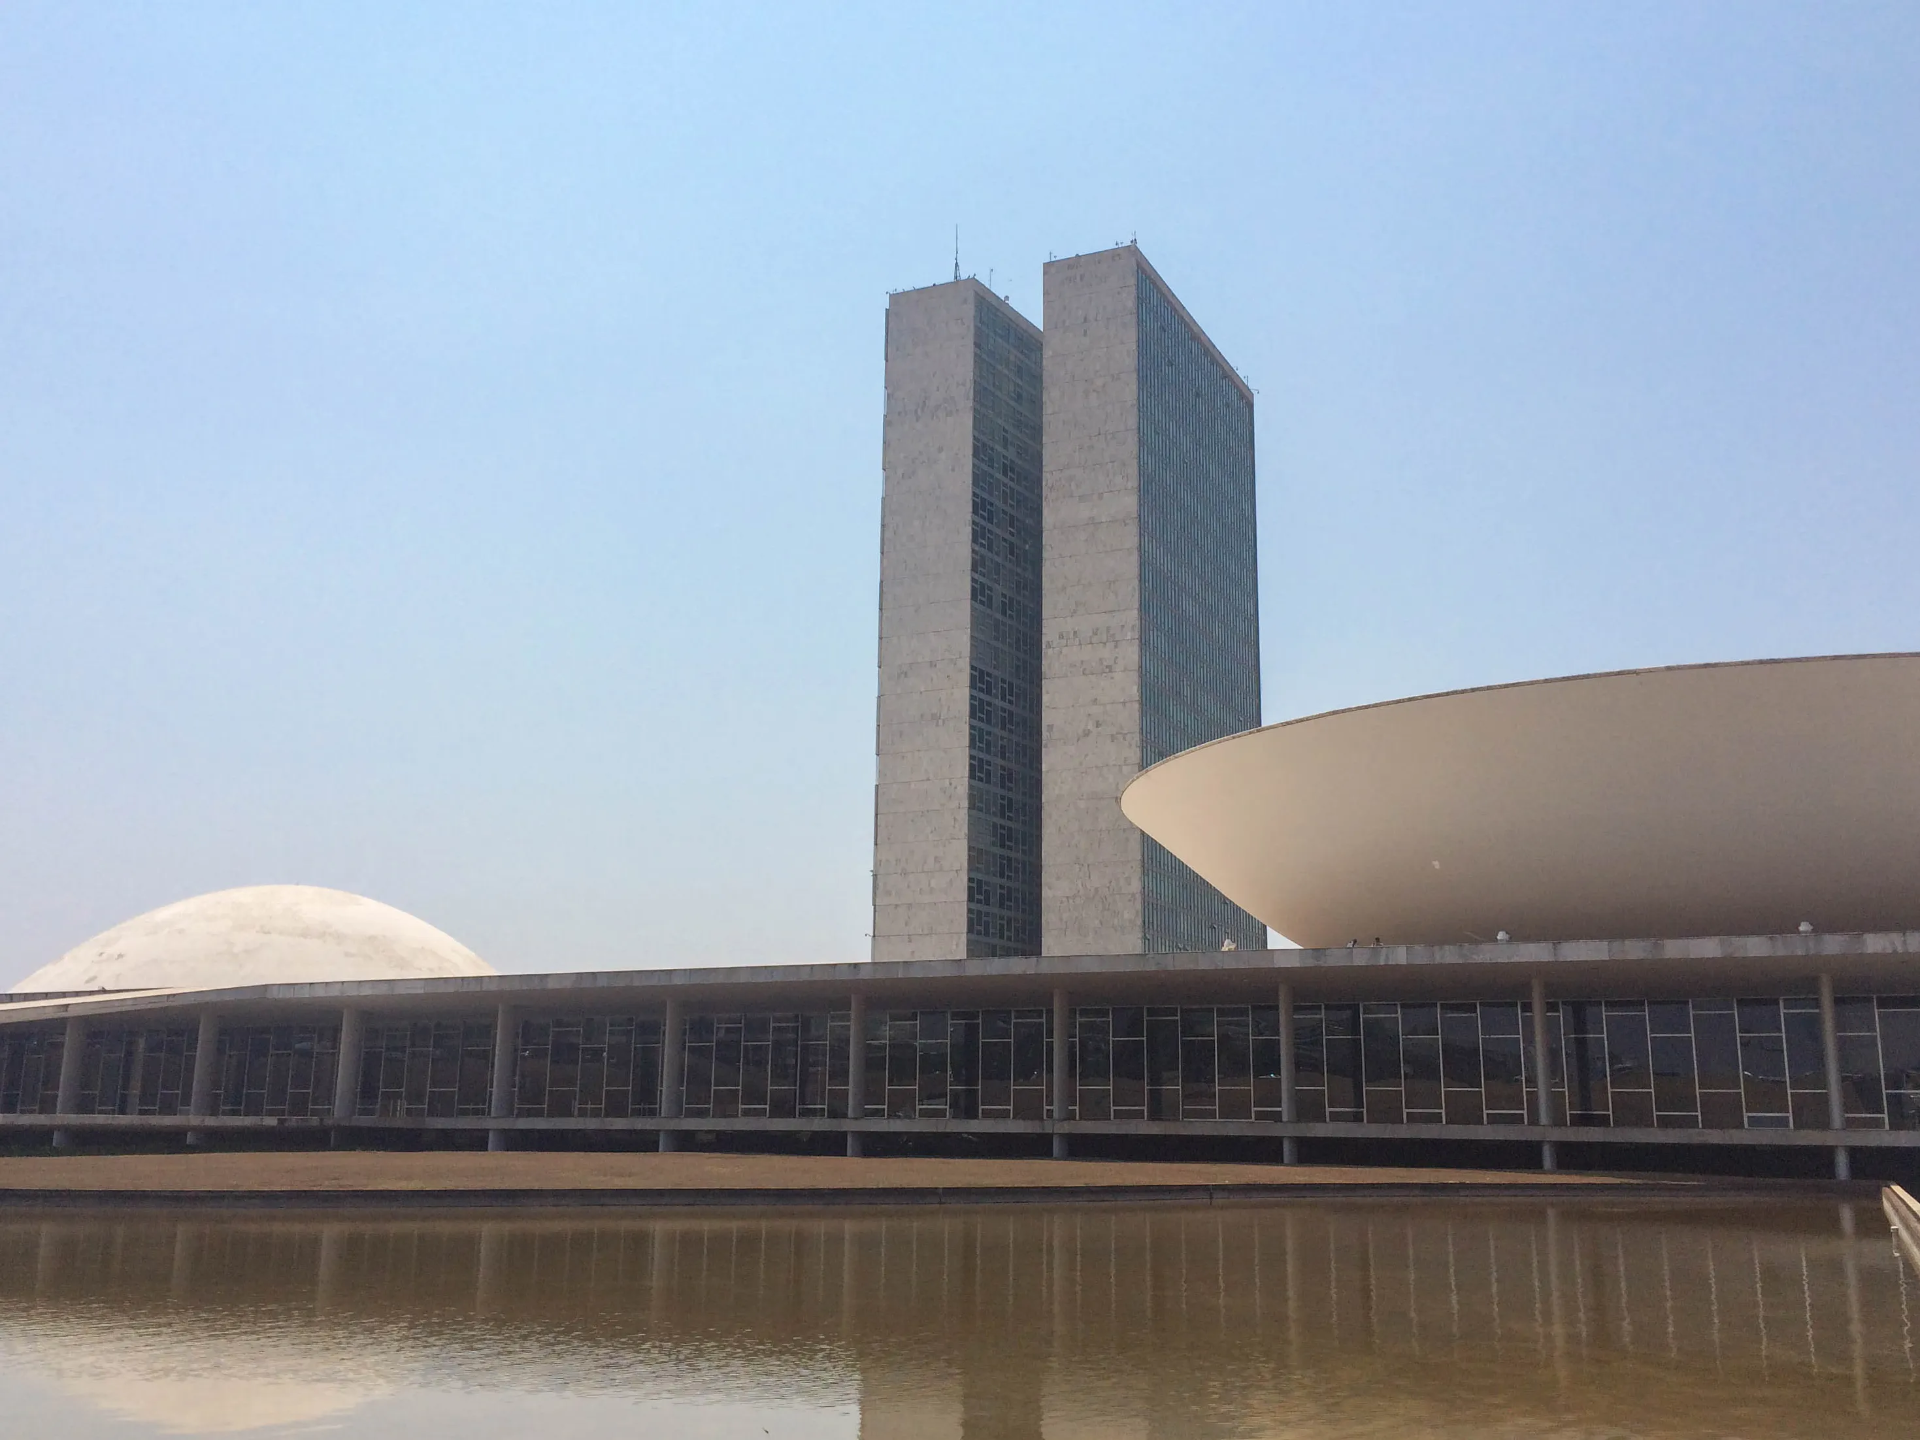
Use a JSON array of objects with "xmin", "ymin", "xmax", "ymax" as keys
[{"xmin": 1, "ymin": 930, "xmax": 1916, "ymax": 1026}]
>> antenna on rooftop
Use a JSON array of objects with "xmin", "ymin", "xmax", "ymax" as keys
[{"xmin": 953, "ymin": 226, "xmax": 960, "ymax": 282}]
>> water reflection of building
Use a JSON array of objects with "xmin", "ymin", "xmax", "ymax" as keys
[{"xmin": 1, "ymin": 1207, "xmax": 1915, "ymax": 1436}]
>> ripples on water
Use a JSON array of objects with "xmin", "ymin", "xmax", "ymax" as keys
[{"xmin": 0, "ymin": 1200, "xmax": 1914, "ymax": 1438}]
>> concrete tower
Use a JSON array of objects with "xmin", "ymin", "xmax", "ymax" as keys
[
  {"xmin": 871, "ymin": 279, "xmax": 1043, "ymax": 960},
  {"xmin": 1040, "ymin": 245, "xmax": 1265, "ymax": 955}
]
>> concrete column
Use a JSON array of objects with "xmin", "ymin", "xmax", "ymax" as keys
[
  {"xmin": 1052, "ymin": 986, "xmax": 1070, "ymax": 1160},
  {"xmin": 846, "ymin": 993, "xmax": 866, "ymax": 1157},
  {"xmin": 1278, "ymin": 981, "xmax": 1298, "ymax": 1166},
  {"xmin": 330, "ymin": 1007, "xmax": 365, "ymax": 1146},
  {"xmin": 51, "ymin": 1015, "xmax": 86, "ymax": 1149},
  {"xmin": 1818, "ymin": 973, "xmax": 1850, "ymax": 1181},
  {"xmin": 1530, "ymin": 976, "xmax": 1557, "ymax": 1171},
  {"xmin": 185, "ymin": 1008, "xmax": 220, "ymax": 1147},
  {"xmin": 487, "ymin": 1004, "xmax": 517, "ymax": 1153},
  {"xmin": 658, "ymin": 998, "xmax": 684, "ymax": 1153}
]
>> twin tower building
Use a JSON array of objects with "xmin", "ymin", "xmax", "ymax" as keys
[{"xmin": 873, "ymin": 244, "xmax": 1267, "ymax": 961}]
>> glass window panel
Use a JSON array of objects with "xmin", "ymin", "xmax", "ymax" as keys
[
  {"xmin": 1834, "ymin": 996, "xmax": 1877, "ymax": 1033},
  {"xmin": 1879, "ymin": 1008, "xmax": 1920, "ymax": 1096},
  {"xmin": 1482, "ymin": 1033, "xmax": 1525, "ymax": 1114},
  {"xmin": 1647, "ymin": 1001, "xmax": 1691, "ymax": 1035},
  {"xmin": 1111, "ymin": 1036, "xmax": 1145, "ymax": 1114},
  {"xmin": 1651, "ymin": 1034, "xmax": 1697, "ymax": 1115},
  {"xmin": 1700, "ymin": 1089, "xmax": 1745, "ymax": 1129},
  {"xmin": 1361, "ymin": 1011, "xmax": 1402, "ymax": 1089},
  {"xmin": 1011, "ymin": 1018, "xmax": 1046, "ymax": 1085},
  {"xmin": 1216, "ymin": 1008, "xmax": 1251, "ymax": 1083},
  {"xmin": 1739, "ymin": 1031, "xmax": 1789, "ymax": 1117},
  {"xmin": 1402, "ymin": 1036, "xmax": 1441, "ymax": 1113},
  {"xmin": 1181, "ymin": 1034, "xmax": 1216, "ymax": 1115},
  {"xmin": 1400, "ymin": 1003, "xmax": 1439, "ymax": 1038},
  {"xmin": 1444, "ymin": 1088, "xmax": 1485, "ymax": 1125},
  {"xmin": 1605, "ymin": 1009, "xmax": 1652, "ymax": 1091},
  {"xmin": 1693, "ymin": 1007, "xmax": 1741, "ymax": 1092},
  {"xmin": 1838, "ymin": 1032, "xmax": 1885, "ymax": 1118},
  {"xmin": 1365, "ymin": 1086, "xmax": 1404, "ymax": 1125},
  {"xmin": 1292, "ymin": 1007, "xmax": 1326, "ymax": 1082},
  {"xmin": 1075, "ymin": 1016, "xmax": 1110, "ymax": 1086},
  {"xmin": 1478, "ymin": 1002, "xmax": 1520, "ymax": 1037},
  {"xmin": 1565, "ymin": 1031, "xmax": 1610, "ymax": 1116},
  {"xmin": 1610, "ymin": 1090, "xmax": 1655, "ymax": 1127},
  {"xmin": 1783, "ymin": 1008, "xmax": 1826, "ymax": 1090},
  {"xmin": 1561, "ymin": 1000, "xmax": 1605, "ymax": 1037}
]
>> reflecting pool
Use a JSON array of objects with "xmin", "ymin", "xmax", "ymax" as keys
[{"xmin": 0, "ymin": 1200, "xmax": 1915, "ymax": 1437}]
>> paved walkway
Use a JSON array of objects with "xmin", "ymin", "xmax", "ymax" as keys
[{"xmin": 0, "ymin": 1151, "xmax": 1686, "ymax": 1203}]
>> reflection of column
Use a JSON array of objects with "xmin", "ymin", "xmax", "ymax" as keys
[
  {"xmin": 1818, "ymin": 975, "xmax": 1850, "ymax": 1181},
  {"xmin": 1279, "ymin": 982, "xmax": 1298, "ymax": 1165},
  {"xmin": 34, "ymin": 1222, "xmax": 60, "ymax": 1298},
  {"xmin": 185, "ymin": 1008, "xmax": 220, "ymax": 1147},
  {"xmin": 1052, "ymin": 987, "xmax": 1070, "ymax": 1159},
  {"xmin": 1531, "ymin": 977, "xmax": 1556, "ymax": 1171},
  {"xmin": 840, "ymin": 1219, "xmax": 856, "ymax": 1337},
  {"xmin": 1284, "ymin": 1210, "xmax": 1300, "ymax": 1369},
  {"xmin": 487, "ymin": 1004, "xmax": 517, "ymax": 1153},
  {"xmin": 648, "ymin": 1223, "xmax": 672, "ymax": 1330},
  {"xmin": 476, "ymin": 1223, "xmax": 507, "ymax": 1317},
  {"xmin": 170, "ymin": 1221, "xmax": 194, "ymax": 1302},
  {"xmin": 1841, "ymin": 1203, "xmax": 1869, "ymax": 1417},
  {"xmin": 1707, "ymin": 1236, "xmax": 1723, "ymax": 1372},
  {"xmin": 846, "ymin": 993, "xmax": 866, "ymax": 1157},
  {"xmin": 316, "ymin": 1225, "xmax": 344, "ymax": 1314},
  {"xmin": 51, "ymin": 1015, "xmax": 86, "ymax": 1149},
  {"xmin": 659, "ymin": 999, "xmax": 684, "ymax": 1153},
  {"xmin": 1545, "ymin": 1208, "xmax": 1569, "ymax": 1390},
  {"xmin": 331, "ymin": 1007, "xmax": 365, "ymax": 1148}
]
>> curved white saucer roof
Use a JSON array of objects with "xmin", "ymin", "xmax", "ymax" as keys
[
  {"xmin": 1121, "ymin": 654, "xmax": 1920, "ymax": 949},
  {"xmin": 11, "ymin": 884, "xmax": 495, "ymax": 993}
]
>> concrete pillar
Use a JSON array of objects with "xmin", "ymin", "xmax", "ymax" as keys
[
  {"xmin": 1052, "ymin": 986, "xmax": 1070, "ymax": 1160},
  {"xmin": 846, "ymin": 993, "xmax": 866, "ymax": 1157},
  {"xmin": 51, "ymin": 1015, "xmax": 86, "ymax": 1149},
  {"xmin": 658, "ymin": 998, "xmax": 684, "ymax": 1153},
  {"xmin": 487, "ymin": 1004, "xmax": 517, "ymax": 1153},
  {"xmin": 1818, "ymin": 973, "xmax": 1850, "ymax": 1181},
  {"xmin": 330, "ymin": 1007, "xmax": 365, "ymax": 1147},
  {"xmin": 1278, "ymin": 981, "xmax": 1299, "ymax": 1165},
  {"xmin": 185, "ymin": 1008, "xmax": 219, "ymax": 1147},
  {"xmin": 1530, "ymin": 976, "xmax": 1557, "ymax": 1171}
]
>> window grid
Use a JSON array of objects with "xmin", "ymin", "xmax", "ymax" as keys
[
  {"xmin": 1135, "ymin": 271, "xmax": 1264, "ymax": 954},
  {"xmin": 358, "ymin": 1021, "xmax": 493, "ymax": 1120},
  {"xmin": 215, "ymin": 1025, "xmax": 339, "ymax": 1118},
  {"xmin": 965, "ymin": 297, "xmax": 1043, "ymax": 957}
]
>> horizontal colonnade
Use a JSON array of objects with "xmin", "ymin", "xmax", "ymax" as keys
[{"xmin": 4, "ymin": 973, "xmax": 1918, "ymax": 1178}]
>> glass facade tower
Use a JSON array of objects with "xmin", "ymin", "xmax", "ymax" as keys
[
  {"xmin": 1041, "ymin": 246, "xmax": 1266, "ymax": 955},
  {"xmin": 873, "ymin": 280, "xmax": 1041, "ymax": 960},
  {"xmin": 1135, "ymin": 270, "xmax": 1265, "ymax": 952},
  {"xmin": 964, "ymin": 302, "xmax": 1044, "ymax": 953}
]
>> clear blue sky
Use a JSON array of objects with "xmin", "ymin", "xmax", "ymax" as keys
[{"xmin": 3, "ymin": 3, "xmax": 1917, "ymax": 978}]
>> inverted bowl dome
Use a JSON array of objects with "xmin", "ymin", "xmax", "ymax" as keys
[
  {"xmin": 1121, "ymin": 653, "xmax": 1920, "ymax": 948},
  {"xmin": 13, "ymin": 884, "xmax": 495, "ymax": 993}
]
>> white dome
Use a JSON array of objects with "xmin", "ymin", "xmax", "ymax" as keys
[{"xmin": 13, "ymin": 885, "xmax": 496, "ymax": 993}]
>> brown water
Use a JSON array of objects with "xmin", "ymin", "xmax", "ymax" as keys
[{"xmin": 0, "ymin": 1201, "xmax": 1914, "ymax": 1438}]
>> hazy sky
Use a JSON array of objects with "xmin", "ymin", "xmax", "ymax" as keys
[{"xmin": 3, "ymin": 3, "xmax": 1917, "ymax": 979}]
